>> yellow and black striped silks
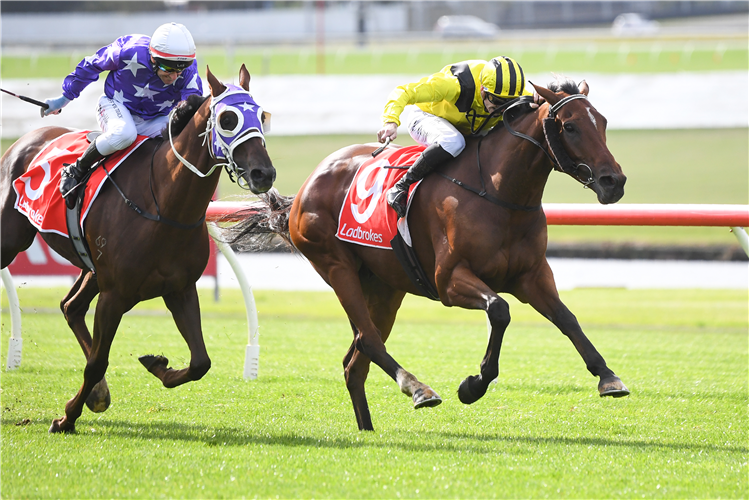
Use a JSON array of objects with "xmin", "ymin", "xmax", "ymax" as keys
[{"xmin": 381, "ymin": 58, "xmax": 530, "ymax": 136}]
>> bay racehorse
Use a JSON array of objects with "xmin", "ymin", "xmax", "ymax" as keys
[
  {"xmin": 227, "ymin": 78, "xmax": 629, "ymax": 431},
  {"xmin": 0, "ymin": 65, "xmax": 275, "ymax": 433}
]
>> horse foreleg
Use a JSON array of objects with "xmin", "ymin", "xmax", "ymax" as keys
[
  {"xmin": 50, "ymin": 291, "xmax": 126, "ymax": 434},
  {"xmin": 518, "ymin": 262, "xmax": 629, "ymax": 397},
  {"xmin": 139, "ymin": 284, "xmax": 210, "ymax": 388},
  {"xmin": 439, "ymin": 265, "xmax": 510, "ymax": 404},
  {"xmin": 60, "ymin": 271, "xmax": 110, "ymax": 413}
]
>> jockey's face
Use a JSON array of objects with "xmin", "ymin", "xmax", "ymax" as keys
[
  {"xmin": 481, "ymin": 88, "xmax": 500, "ymax": 113},
  {"xmin": 151, "ymin": 57, "xmax": 183, "ymax": 85}
]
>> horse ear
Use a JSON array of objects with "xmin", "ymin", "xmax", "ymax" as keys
[
  {"xmin": 238, "ymin": 64, "xmax": 251, "ymax": 92},
  {"xmin": 206, "ymin": 65, "xmax": 226, "ymax": 97},
  {"xmin": 579, "ymin": 80, "xmax": 590, "ymax": 96},
  {"xmin": 529, "ymin": 81, "xmax": 560, "ymax": 106}
]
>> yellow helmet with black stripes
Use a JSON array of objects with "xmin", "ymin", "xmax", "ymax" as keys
[{"xmin": 480, "ymin": 56, "xmax": 526, "ymax": 99}]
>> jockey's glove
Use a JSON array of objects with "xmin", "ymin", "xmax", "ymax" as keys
[{"xmin": 41, "ymin": 95, "xmax": 71, "ymax": 117}]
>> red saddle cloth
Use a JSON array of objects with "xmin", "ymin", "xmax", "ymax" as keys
[
  {"xmin": 13, "ymin": 131, "xmax": 148, "ymax": 237},
  {"xmin": 336, "ymin": 145, "xmax": 425, "ymax": 249}
]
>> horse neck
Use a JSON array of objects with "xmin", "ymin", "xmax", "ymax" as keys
[
  {"xmin": 156, "ymin": 103, "xmax": 221, "ymax": 222},
  {"xmin": 482, "ymin": 110, "xmax": 554, "ymax": 208}
]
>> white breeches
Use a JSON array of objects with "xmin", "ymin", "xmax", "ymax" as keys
[
  {"xmin": 406, "ymin": 108, "xmax": 465, "ymax": 157},
  {"xmin": 93, "ymin": 94, "xmax": 170, "ymax": 155}
]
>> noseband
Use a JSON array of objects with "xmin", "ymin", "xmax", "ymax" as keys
[{"xmin": 504, "ymin": 94, "xmax": 595, "ymax": 187}]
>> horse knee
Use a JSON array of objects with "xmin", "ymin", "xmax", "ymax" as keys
[
  {"xmin": 486, "ymin": 298, "xmax": 511, "ymax": 329},
  {"xmin": 84, "ymin": 359, "xmax": 108, "ymax": 385},
  {"xmin": 354, "ymin": 332, "xmax": 379, "ymax": 358},
  {"xmin": 190, "ymin": 358, "xmax": 211, "ymax": 380}
]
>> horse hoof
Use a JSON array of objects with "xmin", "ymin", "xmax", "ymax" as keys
[
  {"xmin": 139, "ymin": 354, "xmax": 168, "ymax": 372},
  {"xmin": 599, "ymin": 377, "xmax": 630, "ymax": 398},
  {"xmin": 413, "ymin": 387, "xmax": 442, "ymax": 409},
  {"xmin": 49, "ymin": 418, "xmax": 75, "ymax": 434},
  {"xmin": 457, "ymin": 375, "xmax": 488, "ymax": 405},
  {"xmin": 85, "ymin": 378, "xmax": 111, "ymax": 413}
]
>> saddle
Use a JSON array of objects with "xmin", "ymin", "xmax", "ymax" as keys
[
  {"xmin": 335, "ymin": 145, "xmax": 440, "ymax": 300},
  {"xmin": 13, "ymin": 130, "xmax": 149, "ymax": 274}
]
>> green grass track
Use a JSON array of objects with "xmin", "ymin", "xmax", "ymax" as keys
[{"xmin": 2, "ymin": 287, "xmax": 746, "ymax": 498}]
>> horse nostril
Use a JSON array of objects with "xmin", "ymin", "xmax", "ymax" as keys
[
  {"xmin": 599, "ymin": 175, "xmax": 616, "ymax": 189},
  {"xmin": 250, "ymin": 169, "xmax": 266, "ymax": 183}
]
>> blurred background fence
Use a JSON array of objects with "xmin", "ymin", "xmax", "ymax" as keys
[{"xmin": 2, "ymin": 1, "xmax": 748, "ymax": 46}]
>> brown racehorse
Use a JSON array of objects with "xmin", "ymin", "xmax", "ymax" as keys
[
  {"xmin": 0, "ymin": 65, "xmax": 276, "ymax": 433},
  {"xmin": 227, "ymin": 78, "xmax": 629, "ymax": 431}
]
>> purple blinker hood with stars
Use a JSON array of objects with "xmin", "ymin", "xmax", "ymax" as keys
[{"xmin": 210, "ymin": 84, "xmax": 266, "ymax": 161}]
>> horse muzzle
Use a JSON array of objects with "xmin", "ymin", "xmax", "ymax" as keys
[
  {"xmin": 242, "ymin": 163, "xmax": 276, "ymax": 194},
  {"xmin": 593, "ymin": 169, "xmax": 626, "ymax": 204}
]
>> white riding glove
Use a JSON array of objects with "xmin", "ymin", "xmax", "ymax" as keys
[{"xmin": 41, "ymin": 95, "xmax": 71, "ymax": 117}]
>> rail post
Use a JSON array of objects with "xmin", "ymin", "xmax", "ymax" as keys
[
  {"xmin": 206, "ymin": 223, "xmax": 260, "ymax": 380},
  {"xmin": 1, "ymin": 268, "xmax": 23, "ymax": 370}
]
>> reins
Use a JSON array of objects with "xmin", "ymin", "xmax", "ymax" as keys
[
  {"xmin": 437, "ymin": 133, "xmax": 541, "ymax": 212},
  {"xmin": 99, "ymin": 141, "xmax": 206, "ymax": 230},
  {"xmin": 438, "ymin": 95, "xmax": 542, "ymax": 212},
  {"xmin": 439, "ymin": 92, "xmax": 596, "ymax": 212},
  {"xmin": 103, "ymin": 87, "xmax": 266, "ymax": 229}
]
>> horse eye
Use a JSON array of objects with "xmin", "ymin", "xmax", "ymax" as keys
[
  {"xmin": 219, "ymin": 112, "xmax": 238, "ymax": 131},
  {"xmin": 563, "ymin": 123, "xmax": 576, "ymax": 133}
]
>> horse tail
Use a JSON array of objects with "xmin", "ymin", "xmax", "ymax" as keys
[{"xmin": 221, "ymin": 188, "xmax": 296, "ymax": 252}]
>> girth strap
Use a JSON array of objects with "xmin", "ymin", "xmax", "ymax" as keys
[{"xmin": 437, "ymin": 172, "xmax": 541, "ymax": 212}]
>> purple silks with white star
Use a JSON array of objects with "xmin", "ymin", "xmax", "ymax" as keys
[{"xmin": 61, "ymin": 34, "xmax": 203, "ymax": 120}]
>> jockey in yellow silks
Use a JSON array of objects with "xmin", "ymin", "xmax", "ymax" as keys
[{"xmin": 377, "ymin": 56, "xmax": 535, "ymax": 218}]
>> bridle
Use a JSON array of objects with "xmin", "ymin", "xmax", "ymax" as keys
[
  {"xmin": 105, "ymin": 87, "xmax": 268, "ymax": 229},
  {"xmin": 503, "ymin": 94, "xmax": 595, "ymax": 187},
  {"xmin": 438, "ymin": 92, "xmax": 596, "ymax": 212},
  {"xmin": 168, "ymin": 87, "xmax": 266, "ymax": 190}
]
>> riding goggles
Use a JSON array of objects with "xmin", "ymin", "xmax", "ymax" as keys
[
  {"xmin": 483, "ymin": 88, "xmax": 512, "ymax": 107},
  {"xmin": 156, "ymin": 62, "xmax": 184, "ymax": 74}
]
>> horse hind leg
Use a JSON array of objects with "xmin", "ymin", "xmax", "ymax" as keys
[
  {"xmin": 50, "ymin": 290, "xmax": 127, "ymax": 433},
  {"xmin": 0, "ymin": 212, "xmax": 37, "ymax": 269},
  {"xmin": 344, "ymin": 271, "xmax": 439, "ymax": 431},
  {"xmin": 343, "ymin": 326, "xmax": 374, "ymax": 431},
  {"xmin": 60, "ymin": 271, "xmax": 111, "ymax": 413},
  {"xmin": 139, "ymin": 284, "xmax": 210, "ymax": 388}
]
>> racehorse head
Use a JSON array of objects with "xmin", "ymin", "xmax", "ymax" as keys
[
  {"xmin": 533, "ymin": 79, "xmax": 626, "ymax": 204},
  {"xmin": 206, "ymin": 65, "xmax": 276, "ymax": 194}
]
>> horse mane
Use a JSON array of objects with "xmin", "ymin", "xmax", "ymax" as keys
[
  {"xmin": 547, "ymin": 75, "xmax": 580, "ymax": 95},
  {"xmin": 161, "ymin": 94, "xmax": 209, "ymax": 139}
]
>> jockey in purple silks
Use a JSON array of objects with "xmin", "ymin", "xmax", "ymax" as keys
[{"xmin": 41, "ymin": 22, "xmax": 204, "ymax": 208}]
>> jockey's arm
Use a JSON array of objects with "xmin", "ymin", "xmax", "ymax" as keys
[
  {"xmin": 378, "ymin": 73, "xmax": 458, "ymax": 143},
  {"xmin": 61, "ymin": 40, "xmax": 122, "ymax": 102}
]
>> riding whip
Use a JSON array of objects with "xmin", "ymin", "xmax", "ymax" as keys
[
  {"xmin": 372, "ymin": 136, "xmax": 391, "ymax": 157},
  {"xmin": 0, "ymin": 88, "xmax": 50, "ymax": 110}
]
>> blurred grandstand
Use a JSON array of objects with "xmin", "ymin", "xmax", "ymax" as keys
[{"xmin": 1, "ymin": 1, "xmax": 747, "ymax": 48}]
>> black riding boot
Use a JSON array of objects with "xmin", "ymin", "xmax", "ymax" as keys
[
  {"xmin": 386, "ymin": 144, "xmax": 454, "ymax": 218},
  {"xmin": 59, "ymin": 141, "xmax": 104, "ymax": 209}
]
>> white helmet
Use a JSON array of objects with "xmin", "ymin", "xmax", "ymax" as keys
[{"xmin": 149, "ymin": 22, "xmax": 196, "ymax": 71}]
